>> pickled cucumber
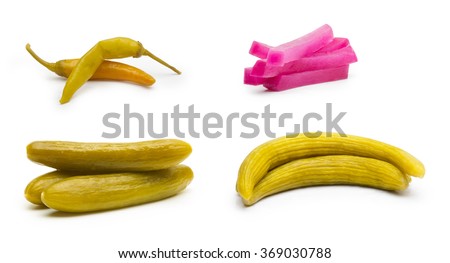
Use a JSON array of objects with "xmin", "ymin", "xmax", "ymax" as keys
[
  {"xmin": 237, "ymin": 133, "xmax": 425, "ymax": 201},
  {"xmin": 247, "ymin": 156, "xmax": 411, "ymax": 205},
  {"xmin": 27, "ymin": 139, "xmax": 192, "ymax": 173},
  {"xmin": 24, "ymin": 171, "xmax": 73, "ymax": 205},
  {"xmin": 41, "ymin": 165, "xmax": 193, "ymax": 212}
]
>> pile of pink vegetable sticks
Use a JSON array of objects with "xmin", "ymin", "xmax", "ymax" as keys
[{"xmin": 244, "ymin": 24, "xmax": 357, "ymax": 91}]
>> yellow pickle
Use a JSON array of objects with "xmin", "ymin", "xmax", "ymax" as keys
[
  {"xmin": 27, "ymin": 139, "xmax": 192, "ymax": 173},
  {"xmin": 41, "ymin": 165, "xmax": 193, "ymax": 213},
  {"xmin": 237, "ymin": 133, "xmax": 425, "ymax": 205},
  {"xmin": 24, "ymin": 139, "xmax": 193, "ymax": 213}
]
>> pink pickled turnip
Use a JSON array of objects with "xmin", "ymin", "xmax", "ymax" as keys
[
  {"xmin": 266, "ymin": 24, "xmax": 334, "ymax": 66},
  {"xmin": 263, "ymin": 65, "xmax": 349, "ymax": 91},
  {"xmin": 249, "ymin": 25, "xmax": 334, "ymax": 63},
  {"xmin": 244, "ymin": 24, "xmax": 356, "ymax": 91},
  {"xmin": 244, "ymin": 68, "xmax": 264, "ymax": 85},
  {"xmin": 249, "ymin": 41, "xmax": 272, "ymax": 59},
  {"xmin": 248, "ymin": 37, "xmax": 348, "ymax": 59},
  {"xmin": 251, "ymin": 45, "xmax": 357, "ymax": 78},
  {"xmin": 315, "ymin": 37, "xmax": 349, "ymax": 53},
  {"xmin": 250, "ymin": 60, "xmax": 267, "ymax": 77}
]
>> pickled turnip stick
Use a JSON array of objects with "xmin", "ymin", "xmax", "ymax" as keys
[
  {"xmin": 249, "ymin": 37, "xmax": 348, "ymax": 60},
  {"xmin": 249, "ymin": 41, "xmax": 272, "ymax": 59},
  {"xmin": 315, "ymin": 37, "xmax": 349, "ymax": 53},
  {"xmin": 266, "ymin": 24, "xmax": 334, "ymax": 66},
  {"xmin": 248, "ymin": 25, "xmax": 335, "ymax": 62},
  {"xmin": 244, "ymin": 68, "xmax": 264, "ymax": 85},
  {"xmin": 263, "ymin": 65, "xmax": 349, "ymax": 91},
  {"xmin": 251, "ymin": 45, "xmax": 357, "ymax": 77}
]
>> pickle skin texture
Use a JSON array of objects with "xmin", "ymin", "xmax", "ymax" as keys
[
  {"xmin": 41, "ymin": 165, "xmax": 193, "ymax": 213},
  {"xmin": 27, "ymin": 139, "xmax": 192, "ymax": 173},
  {"xmin": 237, "ymin": 133, "xmax": 425, "ymax": 200},
  {"xmin": 24, "ymin": 171, "xmax": 73, "ymax": 205},
  {"xmin": 246, "ymin": 155, "xmax": 410, "ymax": 206}
]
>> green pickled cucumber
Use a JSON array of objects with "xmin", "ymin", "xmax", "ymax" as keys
[
  {"xmin": 41, "ymin": 165, "xmax": 193, "ymax": 213},
  {"xmin": 27, "ymin": 139, "xmax": 192, "ymax": 173},
  {"xmin": 24, "ymin": 171, "xmax": 74, "ymax": 205}
]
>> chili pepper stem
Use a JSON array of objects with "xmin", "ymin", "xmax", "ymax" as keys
[
  {"xmin": 25, "ymin": 44, "xmax": 57, "ymax": 72},
  {"xmin": 143, "ymin": 50, "xmax": 181, "ymax": 75}
]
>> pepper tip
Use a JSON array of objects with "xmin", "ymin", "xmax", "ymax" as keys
[{"xmin": 59, "ymin": 98, "xmax": 69, "ymax": 104}]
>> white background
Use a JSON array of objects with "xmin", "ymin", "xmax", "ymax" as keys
[{"xmin": 1, "ymin": 0, "xmax": 449, "ymax": 262}]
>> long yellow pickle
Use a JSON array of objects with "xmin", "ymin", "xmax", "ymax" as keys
[
  {"xmin": 41, "ymin": 165, "xmax": 193, "ymax": 213},
  {"xmin": 247, "ymin": 156, "xmax": 410, "ymax": 206},
  {"xmin": 237, "ymin": 133, "xmax": 425, "ymax": 204},
  {"xmin": 27, "ymin": 139, "xmax": 192, "ymax": 173},
  {"xmin": 24, "ymin": 171, "xmax": 73, "ymax": 205}
]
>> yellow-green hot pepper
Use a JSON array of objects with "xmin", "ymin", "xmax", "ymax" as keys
[{"xmin": 59, "ymin": 37, "xmax": 181, "ymax": 104}]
